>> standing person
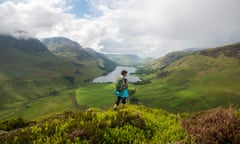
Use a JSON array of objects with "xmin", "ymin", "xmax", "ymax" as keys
[{"xmin": 113, "ymin": 70, "xmax": 129, "ymax": 110}]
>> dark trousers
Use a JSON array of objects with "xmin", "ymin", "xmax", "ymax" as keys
[{"xmin": 115, "ymin": 96, "xmax": 127, "ymax": 105}]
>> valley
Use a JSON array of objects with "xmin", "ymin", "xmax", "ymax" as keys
[
  {"xmin": 0, "ymin": 35, "xmax": 240, "ymax": 120},
  {"xmin": 1, "ymin": 1, "xmax": 240, "ymax": 143},
  {"xmin": 0, "ymin": 35, "xmax": 240, "ymax": 144},
  {"xmin": 0, "ymin": 35, "xmax": 116, "ymax": 120}
]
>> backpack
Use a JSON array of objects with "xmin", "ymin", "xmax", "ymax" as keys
[{"xmin": 115, "ymin": 78, "xmax": 126, "ymax": 92}]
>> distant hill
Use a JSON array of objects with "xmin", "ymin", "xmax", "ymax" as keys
[
  {"xmin": 0, "ymin": 35, "xmax": 113, "ymax": 118},
  {"xmin": 42, "ymin": 37, "xmax": 116, "ymax": 73},
  {"xmin": 146, "ymin": 51, "xmax": 190, "ymax": 69},
  {"xmin": 85, "ymin": 48, "xmax": 116, "ymax": 72},
  {"xmin": 135, "ymin": 42, "xmax": 240, "ymax": 112},
  {"xmin": 106, "ymin": 54, "xmax": 143, "ymax": 65},
  {"xmin": 199, "ymin": 43, "xmax": 240, "ymax": 59}
]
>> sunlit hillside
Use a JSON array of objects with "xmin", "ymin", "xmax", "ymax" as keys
[{"xmin": 135, "ymin": 43, "xmax": 240, "ymax": 112}]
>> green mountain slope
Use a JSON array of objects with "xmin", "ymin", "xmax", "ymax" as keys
[
  {"xmin": 42, "ymin": 37, "xmax": 116, "ymax": 75},
  {"xmin": 135, "ymin": 43, "xmax": 240, "ymax": 112},
  {"xmin": 146, "ymin": 51, "xmax": 190, "ymax": 69},
  {"xmin": 0, "ymin": 35, "xmax": 110, "ymax": 119},
  {"xmin": 84, "ymin": 48, "xmax": 117, "ymax": 72},
  {"xmin": 0, "ymin": 35, "xmax": 84, "ymax": 80}
]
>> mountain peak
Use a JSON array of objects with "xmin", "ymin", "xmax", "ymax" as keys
[
  {"xmin": 12, "ymin": 30, "xmax": 32, "ymax": 40},
  {"xmin": 42, "ymin": 37, "xmax": 83, "ymax": 49},
  {"xmin": 42, "ymin": 37, "xmax": 116, "ymax": 71},
  {"xmin": 0, "ymin": 34, "xmax": 48, "ymax": 53}
]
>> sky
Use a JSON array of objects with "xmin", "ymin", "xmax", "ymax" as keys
[{"xmin": 0, "ymin": 0, "xmax": 240, "ymax": 58}]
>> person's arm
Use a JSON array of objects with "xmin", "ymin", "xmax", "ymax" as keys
[{"xmin": 124, "ymin": 79, "xmax": 128, "ymax": 88}]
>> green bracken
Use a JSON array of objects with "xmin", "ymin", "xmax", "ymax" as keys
[{"xmin": 0, "ymin": 105, "xmax": 188, "ymax": 144}]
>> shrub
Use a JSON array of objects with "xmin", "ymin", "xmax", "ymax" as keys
[
  {"xmin": 181, "ymin": 108, "xmax": 240, "ymax": 144},
  {"xmin": 0, "ymin": 105, "xmax": 188, "ymax": 143},
  {"xmin": 0, "ymin": 118, "xmax": 30, "ymax": 131},
  {"xmin": 62, "ymin": 76, "xmax": 75, "ymax": 84},
  {"xmin": 110, "ymin": 111, "xmax": 145, "ymax": 129}
]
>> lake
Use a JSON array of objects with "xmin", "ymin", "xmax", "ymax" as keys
[{"xmin": 93, "ymin": 66, "xmax": 141, "ymax": 83}]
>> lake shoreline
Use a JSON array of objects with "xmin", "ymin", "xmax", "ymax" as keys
[{"xmin": 93, "ymin": 66, "xmax": 141, "ymax": 83}]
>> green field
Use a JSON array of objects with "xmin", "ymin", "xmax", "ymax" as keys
[
  {"xmin": 75, "ymin": 84, "xmax": 116, "ymax": 108},
  {"xmin": 0, "ymin": 84, "xmax": 121, "ymax": 120},
  {"xmin": 1, "ymin": 89, "xmax": 74, "ymax": 120}
]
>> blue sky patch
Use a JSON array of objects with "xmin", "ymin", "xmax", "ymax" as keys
[
  {"xmin": 65, "ymin": 0, "xmax": 103, "ymax": 18},
  {"xmin": 66, "ymin": 0, "xmax": 93, "ymax": 18}
]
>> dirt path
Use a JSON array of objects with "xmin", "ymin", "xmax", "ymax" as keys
[{"xmin": 69, "ymin": 92, "xmax": 87, "ymax": 110}]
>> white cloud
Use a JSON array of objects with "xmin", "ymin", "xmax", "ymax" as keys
[
  {"xmin": 0, "ymin": 0, "xmax": 240, "ymax": 58},
  {"xmin": 0, "ymin": 0, "xmax": 72, "ymax": 36}
]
